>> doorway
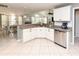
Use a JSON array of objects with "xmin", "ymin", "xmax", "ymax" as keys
[{"xmin": 74, "ymin": 9, "xmax": 79, "ymax": 44}]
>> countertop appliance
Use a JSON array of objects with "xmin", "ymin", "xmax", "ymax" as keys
[{"xmin": 61, "ymin": 22, "xmax": 68, "ymax": 29}]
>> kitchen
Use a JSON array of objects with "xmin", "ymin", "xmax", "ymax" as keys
[
  {"xmin": 17, "ymin": 5, "xmax": 72, "ymax": 49},
  {"xmin": 0, "ymin": 3, "xmax": 78, "ymax": 55}
]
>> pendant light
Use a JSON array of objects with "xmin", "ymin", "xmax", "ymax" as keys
[
  {"xmin": 48, "ymin": 9, "xmax": 53, "ymax": 15},
  {"xmin": 0, "ymin": 4, "xmax": 8, "ymax": 8}
]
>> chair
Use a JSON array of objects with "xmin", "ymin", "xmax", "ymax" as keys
[{"xmin": 0, "ymin": 27, "xmax": 4, "ymax": 40}]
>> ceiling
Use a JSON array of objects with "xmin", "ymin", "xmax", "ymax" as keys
[{"xmin": 0, "ymin": 3, "xmax": 70, "ymax": 15}]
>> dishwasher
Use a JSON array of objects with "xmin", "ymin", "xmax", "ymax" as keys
[{"xmin": 54, "ymin": 29, "xmax": 67, "ymax": 48}]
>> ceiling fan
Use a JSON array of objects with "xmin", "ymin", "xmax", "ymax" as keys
[{"xmin": 0, "ymin": 4, "xmax": 8, "ymax": 8}]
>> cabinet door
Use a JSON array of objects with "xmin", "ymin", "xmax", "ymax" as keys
[
  {"xmin": 31, "ymin": 27, "xmax": 50, "ymax": 39},
  {"xmin": 54, "ymin": 5, "xmax": 71, "ymax": 21},
  {"xmin": 39, "ymin": 27, "xmax": 48, "ymax": 38},
  {"xmin": 31, "ymin": 28, "xmax": 39, "ymax": 39},
  {"xmin": 23, "ymin": 29, "xmax": 31, "ymax": 42},
  {"xmin": 47, "ymin": 29, "xmax": 54, "ymax": 41},
  {"xmin": 60, "ymin": 6, "xmax": 71, "ymax": 21},
  {"xmin": 54, "ymin": 8, "xmax": 62, "ymax": 21}
]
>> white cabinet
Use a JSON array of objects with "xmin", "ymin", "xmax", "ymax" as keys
[
  {"xmin": 31, "ymin": 27, "xmax": 49, "ymax": 38},
  {"xmin": 31, "ymin": 28, "xmax": 40, "ymax": 39},
  {"xmin": 18, "ymin": 27, "xmax": 54, "ymax": 42},
  {"xmin": 38, "ymin": 27, "xmax": 48, "ymax": 37},
  {"xmin": 47, "ymin": 29, "xmax": 54, "ymax": 41},
  {"xmin": 23, "ymin": 29, "xmax": 31, "ymax": 42},
  {"xmin": 31, "ymin": 27, "xmax": 54, "ymax": 41},
  {"xmin": 49, "ymin": 29, "xmax": 54, "ymax": 41},
  {"xmin": 54, "ymin": 8, "xmax": 61, "ymax": 21},
  {"xmin": 54, "ymin": 5, "xmax": 71, "ymax": 21}
]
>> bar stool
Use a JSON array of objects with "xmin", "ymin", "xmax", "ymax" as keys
[{"xmin": 9, "ymin": 26, "xmax": 14, "ymax": 39}]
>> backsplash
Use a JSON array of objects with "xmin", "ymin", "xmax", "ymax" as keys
[{"xmin": 54, "ymin": 21, "xmax": 72, "ymax": 28}]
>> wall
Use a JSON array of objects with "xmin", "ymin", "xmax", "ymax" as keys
[
  {"xmin": 31, "ymin": 10, "xmax": 51, "ymax": 24},
  {"xmin": 8, "ymin": 15, "xmax": 23, "ymax": 26},
  {"xmin": 22, "ymin": 16, "xmax": 31, "ymax": 24},
  {"xmin": 8, "ymin": 15, "xmax": 17, "ymax": 26},
  {"xmin": 54, "ymin": 21, "xmax": 72, "ymax": 28},
  {"xmin": 31, "ymin": 14, "xmax": 48, "ymax": 24},
  {"xmin": 0, "ymin": 7, "xmax": 23, "ymax": 26}
]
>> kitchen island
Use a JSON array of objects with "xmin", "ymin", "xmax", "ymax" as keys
[{"xmin": 17, "ymin": 24, "xmax": 54, "ymax": 42}]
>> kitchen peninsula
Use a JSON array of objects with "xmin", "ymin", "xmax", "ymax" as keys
[
  {"xmin": 17, "ymin": 23, "xmax": 71, "ymax": 49},
  {"xmin": 17, "ymin": 24, "xmax": 54, "ymax": 42}
]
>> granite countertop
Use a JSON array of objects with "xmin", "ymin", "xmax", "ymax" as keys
[
  {"xmin": 50, "ymin": 26, "xmax": 72, "ymax": 32},
  {"xmin": 18, "ymin": 24, "xmax": 72, "ymax": 32},
  {"xmin": 18, "ymin": 24, "xmax": 49, "ymax": 29}
]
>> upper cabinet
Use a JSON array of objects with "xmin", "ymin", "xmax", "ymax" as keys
[{"xmin": 54, "ymin": 5, "xmax": 72, "ymax": 21}]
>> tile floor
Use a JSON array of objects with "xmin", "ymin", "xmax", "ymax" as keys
[{"xmin": 0, "ymin": 37, "xmax": 79, "ymax": 56}]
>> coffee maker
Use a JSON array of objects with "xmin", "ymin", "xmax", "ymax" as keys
[{"xmin": 61, "ymin": 22, "xmax": 68, "ymax": 29}]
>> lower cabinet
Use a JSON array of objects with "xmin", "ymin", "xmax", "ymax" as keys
[
  {"xmin": 23, "ymin": 29, "xmax": 31, "ymax": 42},
  {"xmin": 31, "ymin": 28, "xmax": 41, "ymax": 39},
  {"xmin": 22, "ymin": 27, "xmax": 54, "ymax": 42},
  {"xmin": 47, "ymin": 29, "xmax": 54, "ymax": 41}
]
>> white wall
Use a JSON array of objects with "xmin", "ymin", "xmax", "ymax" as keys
[
  {"xmin": 31, "ymin": 11, "xmax": 48, "ymax": 24},
  {"xmin": 54, "ymin": 21, "xmax": 72, "ymax": 28}
]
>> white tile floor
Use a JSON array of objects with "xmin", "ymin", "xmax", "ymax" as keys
[{"xmin": 0, "ymin": 38, "xmax": 79, "ymax": 56}]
